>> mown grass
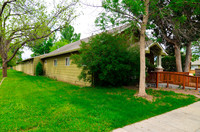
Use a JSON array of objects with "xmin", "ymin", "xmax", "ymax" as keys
[{"xmin": 0, "ymin": 70, "xmax": 198, "ymax": 131}]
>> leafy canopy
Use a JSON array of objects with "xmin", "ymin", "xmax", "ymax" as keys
[
  {"xmin": 0, "ymin": 0, "xmax": 78, "ymax": 63},
  {"xmin": 0, "ymin": 50, "xmax": 23, "ymax": 67},
  {"xmin": 50, "ymin": 24, "xmax": 81, "ymax": 52},
  {"xmin": 60, "ymin": 25, "xmax": 81, "ymax": 43},
  {"xmin": 30, "ymin": 37, "xmax": 55, "ymax": 57}
]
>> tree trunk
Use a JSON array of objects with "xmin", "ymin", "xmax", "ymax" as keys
[
  {"xmin": 174, "ymin": 44, "xmax": 183, "ymax": 72},
  {"xmin": 138, "ymin": 0, "xmax": 149, "ymax": 97},
  {"xmin": 184, "ymin": 42, "xmax": 192, "ymax": 72},
  {"xmin": 2, "ymin": 61, "xmax": 7, "ymax": 77}
]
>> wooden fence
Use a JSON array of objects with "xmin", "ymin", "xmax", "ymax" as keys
[{"xmin": 146, "ymin": 71, "xmax": 200, "ymax": 90}]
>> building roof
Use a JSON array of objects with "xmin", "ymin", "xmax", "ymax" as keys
[
  {"xmin": 21, "ymin": 24, "xmax": 167, "ymax": 61},
  {"xmin": 18, "ymin": 54, "xmax": 46, "ymax": 64},
  {"xmin": 145, "ymin": 41, "xmax": 168, "ymax": 56},
  {"xmin": 41, "ymin": 37, "xmax": 90, "ymax": 59},
  {"xmin": 41, "ymin": 24, "xmax": 132, "ymax": 59},
  {"xmin": 191, "ymin": 60, "xmax": 200, "ymax": 66}
]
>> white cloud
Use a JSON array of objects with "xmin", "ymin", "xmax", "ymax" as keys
[{"xmin": 22, "ymin": 47, "xmax": 33, "ymax": 60}]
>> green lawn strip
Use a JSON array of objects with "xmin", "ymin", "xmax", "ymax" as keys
[{"xmin": 0, "ymin": 70, "xmax": 198, "ymax": 131}]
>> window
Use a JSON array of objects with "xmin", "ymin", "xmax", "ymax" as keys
[
  {"xmin": 45, "ymin": 60, "xmax": 47, "ymax": 64},
  {"xmin": 54, "ymin": 59, "xmax": 57, "ymax": 66},
  {"xmin": 65, "ymin": 57, "xmax": 70, "ymax": 66}
]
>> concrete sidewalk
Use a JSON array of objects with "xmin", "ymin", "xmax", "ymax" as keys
[{"xmin": 113, "ymin": 102, "xmax": 200, "ymax": 132}]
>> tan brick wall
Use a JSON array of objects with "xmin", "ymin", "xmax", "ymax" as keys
[
  {"xmin": 21, "ymin": 60, "xmax": 34, "ymax": 75},
  {"xmin": 43, "ymin": 53, "xmax": 90, "ymax": 86},
  {"xmin": 14, "ymin": 64, "xmax": 23, "ymax": 71},
  {"xmin": 14, "ymin": 53, "xmax": 90, "ymax": 86},
  {"xmin": 15, "ymin": 56, "xmax": 45, "ymax": 76}
]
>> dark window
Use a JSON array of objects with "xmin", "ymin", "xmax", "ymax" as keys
[
  {"xmin": 65, "ymin": 57, "xmax": 70, "ymax": 66},
  {"xmin": 54, "ymin": 59, "xmax": 57, "ymax": 66}
]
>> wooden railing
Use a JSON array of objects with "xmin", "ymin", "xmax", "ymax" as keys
[{"xmin": 146, "ymin": 71, "xmax": 199, "ymax": 90}]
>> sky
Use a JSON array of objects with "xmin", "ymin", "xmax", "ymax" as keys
[{"xmin": 22, "ymin": 0, "xmax": 104, "ymax": 59}]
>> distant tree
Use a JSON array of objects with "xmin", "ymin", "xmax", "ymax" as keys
[
  {"xmin": 0, "ymin": 0, "xmax": 78, "ymax": 77},
  {"xmin": 31, "ymin": 37, "xmax": 55, "ymax": 57},
  {"xmin": 50, "ymin": 24, "xmax": 81, "ymax": 52},
  {"xmin": 60, "ymin": 24, "xmax": 81, "ymax": 43},
  {"xmin": 72, "ymin": 33, "xmax": 140, "ymax": 87},
  {"xmin": 50, "ymin": 40, "xmax": 68, "ymax": 52}
]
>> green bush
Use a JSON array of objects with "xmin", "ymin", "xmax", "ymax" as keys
[
  {"xmin": 36, "ymin": 62, "xmax": 43, "ymax": 76},
  {"xmin": 72, "ymin": 33, "xmax": 140, "ymax": 87},
  {"xmin": 162, "ymin": 55, "xmax": 185, "ymax": 71}
]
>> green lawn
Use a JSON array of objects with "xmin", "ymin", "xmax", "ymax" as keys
[{"xmin": 0, "ymin": 70, "xmax": 198, "ymax": 131}]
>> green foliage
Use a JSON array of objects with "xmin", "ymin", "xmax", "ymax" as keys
[
  {"xmin": 0, "ymin": 70, "xmax": 198, "ymax": 131},
  {"xmin": 36, "ymin": 62, "xmax": 43, "ymax": 76},
  {"xmin": 192, "ymin": 39, "xmax": 200, "ymax": 62},
  {"xmin": 72, "ymin": 33, "xmax": 140, "ymax": 87},
  {"xmin": 60, "ymin": 25, "xmax": 81, "ymax": 43},
  {"xmin": 50, "ymin": 40, "xmax": 68, "ymax": 52},
  {"xmin": 0, "ymin": 50, "xmax": 23, "ymax": 67},
  {"xmin": 0, "ymin": 0, "xmax": 78, "ymax": 76},
  {"xmin": 96, "ymin": 0, "xmax": 145, "ymax": 30},
  {"xmin": 31, "ymin": 37, "xmax": 55, "ymax": 57},
  {"xmin": 162, "ymin": 55, "xmax": 185, "ymax": 72},
  {"xmin": 150, "ymin": 0, "xmax": 200, "ymax": 58},
  {"xmin": 50, "ymin": 25, "xmax": 81, "ymax": 52}
]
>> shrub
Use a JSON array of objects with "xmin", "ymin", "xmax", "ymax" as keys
[
  {"xmin": 72, "ymin": 33, "xmax": 140, "ymax": 87},
  {"xmin": 162, "ymin": 55, "xmax": 185, "ymax": 71},
  {"xmin": 36, "ymin": 62, "xmax": 43, "ymax": 76}
]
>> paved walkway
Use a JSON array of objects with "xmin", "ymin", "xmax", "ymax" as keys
[{"xmin": 113, "ymin": 102, "xmax": 200, "ymax": 132}]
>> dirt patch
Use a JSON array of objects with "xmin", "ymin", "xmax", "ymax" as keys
[
  {"xmin": 124, "ymin": 85, "xmax": 139, "ymax": 90},
  {"xmin": 124, "ymin": 85, "xmax": 155, "ymax": 101},
  {"xmin": 124, "ymin": 85, "xmax": 200, "ymax": 100},
  {"xmin": 151, "ymin": 87, "xmax": 200, "ymax": 98},
  {"xmin": 134, "ymin": 92, "xmax": 155, "ymax": 102}
]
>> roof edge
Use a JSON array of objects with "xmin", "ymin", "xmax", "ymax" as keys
[{"xmin": 41, "ymin": 48, "xmax": 80, "ymax": 59}]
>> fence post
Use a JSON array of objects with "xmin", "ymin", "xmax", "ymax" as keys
[
  {"xmin": 156, "ymin": 72, "xmax": 159, "ymax": 88},
  {"xmin": 196, "ymin": 77, "xmax": 198, "ymax": 90},
  {"xmin": 183, "ymin": 75, "xmax": 185, "ymax": 90},
  {"xmin": 167, "ymin": 73, "xmax": 169, "ymax": 88}
]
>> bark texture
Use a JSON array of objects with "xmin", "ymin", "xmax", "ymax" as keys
[
  {"xmin": 174, "ymin": 44, "xmax": 183, "ymax": 72},
  {"xmin": 138, "ymin": 0, "xmax": 149, "ymax": 97},
  {"xmin": 184, "ymin": 42, "xmax": 192, "ymax": 72},
  {"xmin": 2, "ymin": 61, "xmax": 7, "ymax": 77}
]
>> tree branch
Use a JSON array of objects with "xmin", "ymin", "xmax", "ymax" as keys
[{"xmin": 0, "ymin": 0, "xmax": 16, "ymax": 17}]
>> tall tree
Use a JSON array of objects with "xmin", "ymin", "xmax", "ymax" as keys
[
  {"xmin": 0, "ymin": 0, "xmax": 78, "ymax": 77},
  {"xmin": 60, "ymin": 24, "xmax": 81, "ymax": 43},
  {"xmin": 95, "ymin": 0, "xmax": 150, "ymax": 96},
  {"xmin": 30, "ymin": 37, "xmax": 55, "ymax": 57},
  {"xmin": 150, "ymin": 0, "xmax": 200, "ymax": 72},
  {"xmin": 50, "ymin": 24, "xmax": 81, "ymax": 52}
]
